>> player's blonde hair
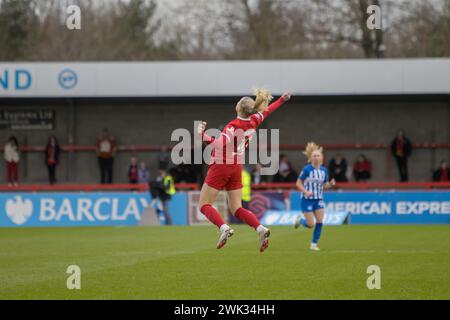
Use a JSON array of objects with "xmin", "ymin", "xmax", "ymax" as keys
[
  {"xmin": 303, "ymin": 142, "xmax": 323, "ymax": 163},
  {"xmin": 253, "ymin": 88, "xmax": 273, "ymax": 112},
  {"xmin": 238, "ymin": 88, "xmax": 273, "ymax": 117}
]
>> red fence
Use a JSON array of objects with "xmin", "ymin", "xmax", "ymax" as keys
[
  {"xmin": 6, "ymin": 142, "xmax": 449, "ymax": 182},
  {"xmin": 1, "ymin": 182, "xmax": 449, "ymax": 192},
  {"xmin": 0, "ymin": 183, "xmax": 199, "ymax": 192},
  {"xmin": 6, "ymin": 142, "xmax": 450, "ymax": 153},
  {"xmin": 252, "ymin": 182, "xmax": 450, "ymax": 190}
]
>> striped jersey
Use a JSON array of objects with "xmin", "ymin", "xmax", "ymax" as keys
[{"xmin": 298, "ymin": 164, "xmax": 329, "ymax": 199}]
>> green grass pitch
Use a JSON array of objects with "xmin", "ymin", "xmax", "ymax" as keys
[{"xmin": 1, "ymin": 225, "xmax": 449, "ymax": 299}]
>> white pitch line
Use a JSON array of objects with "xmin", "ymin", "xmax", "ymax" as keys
[{"xmin": 327, "ymin": 250, "xmax": 450, "ymax": 254}]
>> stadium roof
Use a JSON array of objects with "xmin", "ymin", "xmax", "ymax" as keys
[{"xmin": 0, "ymin": 59, "xmax": 449, "ymax": 98}]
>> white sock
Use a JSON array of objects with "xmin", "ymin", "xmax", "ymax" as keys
[
  {"xmin": 256, "ymin": 225, "xmax": 266, "ymax": 233},
  {"xmin": 220, "ymin": 224, "xmax": 230, "ymax": 232}
]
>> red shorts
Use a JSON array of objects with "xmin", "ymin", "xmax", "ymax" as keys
[{"xmin": 205, "ymin": 163, "xmax": 243, "ymax": 191}]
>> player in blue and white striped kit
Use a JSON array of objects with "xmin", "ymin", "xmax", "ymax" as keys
[{"xmin": 294, "ymin": 142, "xmax": 335, "ymax": 251}]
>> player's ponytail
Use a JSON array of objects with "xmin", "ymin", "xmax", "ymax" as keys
[
  {"xmin": 303, "ymin": 142, "xmax": 323, "ymax": 163},
  {"xmin": 237, "ymin": 88, "xmax": 273, "ymax": 118},
  {"xmin": 253, "ymin": 88, "xmax": 273, "ymax": 112}
]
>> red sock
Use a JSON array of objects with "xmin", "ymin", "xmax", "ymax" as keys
[
  {"xmin": 235, "ymin": 207, "xmax": 260, "ymax": 230},
  {"xmin": 200, "ymin": 204, "xmax": 226, "ymax": 229}
]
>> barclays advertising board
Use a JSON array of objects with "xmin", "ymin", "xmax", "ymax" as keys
[
  {"xmin": 290, "ymin": 191, "xmax": 450, "ymax": 224},
  {"xmin": 0, "ymin": 193, "xmax": 150, "ymax": 227}
]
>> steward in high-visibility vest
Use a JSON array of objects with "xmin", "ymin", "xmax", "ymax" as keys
[
  {"xmin": 164, "ymin": 174, "xmax": 176, "ymax": 197},
  {"xmin": 242, "ymin": 169, "xmax": 252, "ymax": 202},
  {"xmin": 152, "ymin": 170, "xmax": 175, "ymax": 225}
]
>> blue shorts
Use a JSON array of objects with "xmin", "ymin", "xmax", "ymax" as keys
[{"xmin": 301, "ymin": 198, "xmax": 325, "ymax": 213}]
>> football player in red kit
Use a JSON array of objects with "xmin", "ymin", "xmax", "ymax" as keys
[{"xmin": 197, "ymin": 89, "xmax": 292, "ymax": 252}]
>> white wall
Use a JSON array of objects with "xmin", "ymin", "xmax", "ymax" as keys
[{"xmin": 1, "ymin": 59, "xmax": 449, "ymax": 98}]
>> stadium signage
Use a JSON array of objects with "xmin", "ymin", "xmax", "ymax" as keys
[
  {"xmin": 0, "ymin": 193, "xmax": 150, "ymax": 227},
  {"xmin": 327, "ymin": 201, "xmax": 450, "ymax": 215},
  {"xmin": 290, "ymin": 192, "xmax": 450, "ymax": 224},
  {"xmin": 260, "ymin": 210, "xmax": 348, "ymax": 226},
  {"xmin": 327, "ymin": 201, "xmax": 391, "ymax": 215},
  {"xmin": 396, "ymin": 201, "xmax": 450, "ymax": 215},
  {"xmin": 1, "ymin": 60, "xmax": 449, "ymax": 97},
  {"xmin": 0, "ymin": 109, "xmax": 55, "ymax": 130},
  {"xmin": 0, "ymin": 68, "xmax": 32, "ymax": 91}
]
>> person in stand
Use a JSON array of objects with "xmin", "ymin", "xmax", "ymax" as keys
[
  {"xmin": 353, "ymin": 154, "xmax": 372, "ymax": 182},
  {"xmin": 273, "ymin": 154, "xmax": 298, "ymax": 182},
  {"xmin": 391, "ymin": 129, "xmax": 412, "ymax": 182},
  {"xmin": 251, "ymin": 163, "xmax": 268, "ymax": 185},
  {"xmin": 157, "ymin": 144, "xmax": 171, "ymax": 170},
  {"xmin": 433, "ymin": 160, "xmax": 449, "ymax": 182},
  {"xmin": 96, "ymin": 128, "xmax": 117, "ymax": 184},
  {"xmin": 329, "ymin": 153, "xmax": 348, "ymax": 182},
  {"xmin": 138, "ymin": 161, "xmax": 150, "ymax": 184},
  {"xmin": 45, "ymin": 135, "xmax": 61, "ymax": 185},
  {"xmin": 4, "ymin": 136, "xmax": 20, "ymax": 187},
  {"xmin": 128, "ymin": 156, "xmax": 139, "ymax": 184}
]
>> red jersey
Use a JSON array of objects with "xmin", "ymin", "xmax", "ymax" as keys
[
  {"xmin": 353, "ymin": 160, "xmax": 372, "ymax": 173},
  {"xmin": 204, "ymin": 97, "xmax": 286, "ymax": 165}
]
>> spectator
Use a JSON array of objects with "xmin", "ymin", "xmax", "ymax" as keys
[
  {"xmin": 45, "ymin": 135, "xmax": 61, "ymax": 185},
  {"xmin": 128, "ymin": 157, "xmax": 138, "ymax": 184},
  {"xmin": 391, "ymin": 129, "xmax": 412, "ymax": 182},
  {"xmin": 96, "ymin": 128, "xmax": 117, "ymax": 184},
  {"xmin": 273, "ymin": 154, "xmax": 297, "ymax": 182},
  {"xmin": 173, "ymin": 162, "xmax": 196, "ymax": 183},
  {"xmin": 251, "ymin": 163, "xmax": 268, "ymax": 184},
  {"xmin": 433, "ymin": 160, "xmax": 449, "ymax": 182},
  {"xmin": 138, "ymin": 161, "xmax": 150, "ymax": 184},
  {"xmin": 4, "ymin": 136, "xmax": 20, "ymax": 187},
  {"xmin": 329, "ymin": 153, "xmax": 348, "ymax": 182},
  {"xmin": 157, "ymin": 144, "xmax": 171, "ymax": 170},
  {"xmin": 353, "ymin": 154, "xmax": 372, "ymax": 182}
]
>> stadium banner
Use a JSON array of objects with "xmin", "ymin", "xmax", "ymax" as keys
[
  {"xmin": 188, "ymin": 191, "xmax": 228, "ymax": 225},
  {"xmin": 260, "ymin": 210, "xmax": 348, "ymax": 226},
  {"xmin": 0, "ymin": 192, "xmax": 188, "ymax": 227},
  {"xmin": 228, "ymin": 191, "xmax": 286, "ymax": 224},
  {"xmin": 290, "ymin": 191, "xmax": 450, "ymax": 224},
  {"xmin": 0, "ymin": 109, "xmax": 55, "ymax": 130},
  {"xmin": 168, "ymin": 192, "xmax": 188, "ymax": 226},
  {"xmin": 1, "ymin": 60, "xmax": 450, "ymax": 98}
]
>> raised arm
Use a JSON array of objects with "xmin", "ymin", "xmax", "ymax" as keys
[
  {"xmin": 256, "ymin": 92, "xmax": 292, "ymax": 123},
  {"xmin": 197, "ymin": 121, "xmax": 232, "ymax": 150}
]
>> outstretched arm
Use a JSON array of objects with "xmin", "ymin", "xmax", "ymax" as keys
[{"xmin": 262, "ymin": 92, "xmax": 290, "ymax": 116}]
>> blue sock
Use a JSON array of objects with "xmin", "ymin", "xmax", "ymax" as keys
[
  {"xmin": 312, "ymin": 223, "xmax": 323, "ymax": 244},
  {"xmin": 300, "ymin": 219, "xmax": 308, "ymax": 228}
]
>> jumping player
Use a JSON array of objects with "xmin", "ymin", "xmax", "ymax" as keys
[
  {"xmin": 294, "ymin": 143, "xmax": 336, "ymax": 251},
  {"xmin": 197, "ymin": 89, "xmax": 292, "ymax": 252}
]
